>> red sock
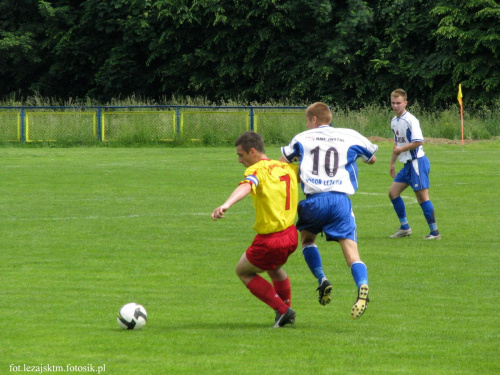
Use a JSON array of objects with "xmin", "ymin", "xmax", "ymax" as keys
[
  {"xmin": 246, "ymin": 275, "xmax": 288, "ymax": 314},
  {"xmin": 273, "ymin": 277, "xmax": 291, "ymax": 307}
]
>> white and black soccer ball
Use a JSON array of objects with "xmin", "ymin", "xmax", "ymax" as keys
[{"xmin": 117, "ymin": 303, "xmax": 147, "ymax": 330}]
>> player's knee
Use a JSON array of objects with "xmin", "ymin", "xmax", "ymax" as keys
[
  {"xmin": 235, "ymin": 263, "xmax": 245, "ymax": 277},
  {"xmin": 301, "ymin": 241, "xmax": 316, "ymax": 249},
  {"xmin": 235, "ymin": 261, "xmax": 256, "ymax": 280}
]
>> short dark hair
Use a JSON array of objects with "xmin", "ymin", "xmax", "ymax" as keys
[{"xmin": 235, "ymin": 131, "xmax": 265, "ymax": 153}]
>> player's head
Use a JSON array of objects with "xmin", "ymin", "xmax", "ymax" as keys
[
  {"xmin": 391, "ymin": 88, "xmax": 407, "ymax": 101},
  {"xmin": 235, "ymin": 131, "xmax": 265, "ymax": 167},
  {"xmin": 235, "ymin": 131, "xmax": 265, "ymax": 153},
  {"xmin": 305, "ymin": 102, "xmax": 332, "ymax": 129},
  {"xmin": 390, "ymin": 89, "xmax": 408, "ymax": 117}
]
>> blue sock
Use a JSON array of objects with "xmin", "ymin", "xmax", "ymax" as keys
[
  {"xmin": 302, "ymin": 244, "xmax": 326, "ymax": 284},
  {"xmin": 391, "ymin": 197, "xmax": 410, "ymax": 230},
  {"xmin": 420, "ymin": 200, "xmax": 439, "ymax": 234},
  {"xmin": 351, "ymin": 261, "xmax": 368, "ymax": 289}
]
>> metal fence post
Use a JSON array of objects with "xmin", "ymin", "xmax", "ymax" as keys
[
  {"xmin": 20, "ymin": 107, "xmax": 26, "ymax": 143},
  {"xmin": 96, "ymin": 107, "xmax": 102, "ymax": 141},
  {"xmin": 249, "ymin": 107, "xmax": 254, "ymax": 131},
  {"xmin": 175, "ymin": 107, "xmax": 181, "ymax": 138}
]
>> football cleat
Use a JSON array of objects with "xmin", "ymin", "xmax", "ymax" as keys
[
  {"xmin": 351, "ymin": 284, "xmax": 369, "ymax": 319},
  {"xmin": 317, "ymin": 279, "xmax": 333, "ymax": 306},
  {"xmin": 273, "ymin": 307, "xmax": 296, "ymax": 328},
  {"xmin": 390, "ymin": 228, "xmax": 412, "ymax": 238},
  {"xmin": 424, "ymin": 233, "xmax": 441, "ymax": 240}
]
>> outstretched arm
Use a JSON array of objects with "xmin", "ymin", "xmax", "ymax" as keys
[
  {"xmin": 279, "ymin": 155, "xmax": 290, "ymax": 163},
  {"xmin": 211, "ymin": 183, "xmax": 252, "ymax": 220},
  {"xmin": 363, "ymin": 155, "xmax": 376, "ymax": 164}
]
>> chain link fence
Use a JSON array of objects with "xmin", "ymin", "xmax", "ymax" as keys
[
  {"xmin": 0, "ymin": 106, "xmax": 307, "ymax": 145},
  {"xmin": 25, "ymin": 110, "xmax": 97, "ymax": 143},
  {"xmin": 102, "ymin": 109, "xmax": 176, "ymax": 142},
  {"xmin": 254, "ymin": 110, "xmax": 305, "ymax": 145},
  {"xmin": 0, "ymin": 109, "xmax": 20, "ymax": 142},
  {"xmin": 180, "ymin": 110, "xmax": 249, "ymax": 144},
  {"xmin": 2, "ymin": 105, "xmax": 497, "ymax": 144}
]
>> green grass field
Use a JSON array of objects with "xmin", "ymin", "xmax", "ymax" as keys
[{"xmin": 1, "ymin": 141, "xmax": 499, "ymax": 374}]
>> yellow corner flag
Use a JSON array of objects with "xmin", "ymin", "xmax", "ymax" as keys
[{"xmin": 457, "ymin": 84, "xmax": 464, "ymax": 149}]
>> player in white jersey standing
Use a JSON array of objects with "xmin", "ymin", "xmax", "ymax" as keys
[
  {"xmin": 280, "ymin": 102, "xmax": 378, "ymax": 319},
  {"xmin": 388, "ymin": 89, "xmax": 441, "ymax": 240}
]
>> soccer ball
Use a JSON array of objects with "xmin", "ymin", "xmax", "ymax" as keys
[{"xmin": 117, "ymin": 303, "xmax": 147, "ymax": 330}]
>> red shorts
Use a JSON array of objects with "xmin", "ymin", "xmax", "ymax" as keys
[{"xmin": 246, "ymin": 225, "xmax": 298, "ymax": 270}]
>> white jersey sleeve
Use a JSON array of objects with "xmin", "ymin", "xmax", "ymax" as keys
[
  {"xmin": 391, "ymin": 111, "xmax": 425, "ymax": 163},
  {"xmin": 281, "ymin": 126, "xmax": 378, "ymax": 196}
]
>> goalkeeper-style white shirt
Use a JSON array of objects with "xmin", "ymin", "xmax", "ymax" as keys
[
  {"xmin": 391, "ymin": 111, "xmax": 425, "ymax": 163},
  {"xmin": 281, "ymin": 125, "xmax": 378, "ymax": 196}
]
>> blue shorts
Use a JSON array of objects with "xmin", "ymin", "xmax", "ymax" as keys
[
  {"xmin": 394, "ymin": 156, "xmax": 431, "ymax": 191},
  {"xmin": 296, "ymin": 192, "xmax": 357, "ymax": 242}
]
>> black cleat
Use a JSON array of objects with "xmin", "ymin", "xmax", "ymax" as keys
[
  {"xmin": 273, "ymin": 307, "xmax": 296, "ymax": 328},
  {"xmin": 317, "ymin": 279, "xmax": 333, "ymax": 306}
]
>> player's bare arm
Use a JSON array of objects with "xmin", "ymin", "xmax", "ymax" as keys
[
  {"xmin": 363, "ymin": 155, "xmax": 376, "ymax": 164},
  {"xmin": 211, "ymin": 183, "xmax": 252, "ymax": 220},
  {"xmin": 389, "ymin": 151, "xmax": 398, "ymax": 178},
  {"xmin": 393, "ymin": 141, "xmax": 424, "ymax": 156},
  {"xmin": 279, "ymin": 155, "xmax": 289, "ymax": 163}
]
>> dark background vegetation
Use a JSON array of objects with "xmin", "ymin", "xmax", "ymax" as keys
[{"xmin": 1, "ymin": 0, "xmax": 498, "ymax": 108}]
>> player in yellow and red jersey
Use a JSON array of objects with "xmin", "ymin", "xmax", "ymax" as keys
[{"xmin": 211, "ymin": 131, "xmax": 299, "ymax": 328}]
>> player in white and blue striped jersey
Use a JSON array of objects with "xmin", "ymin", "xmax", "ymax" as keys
[
  {"xmin": 280, "ymin": 102, "xmax": 378, "ymax": 319},
  {"xmin": 389, "ymin": 89, "xmax": 441, "ymax": 240}
]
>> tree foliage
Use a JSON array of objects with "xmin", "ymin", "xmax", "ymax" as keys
[
  {"xmin": 0, "ymin": 0, "xmax": 498, "ymax": 108},
  {"xmin": 431, "ymin": 0, "xmax": 500, "ymax": 105}
]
